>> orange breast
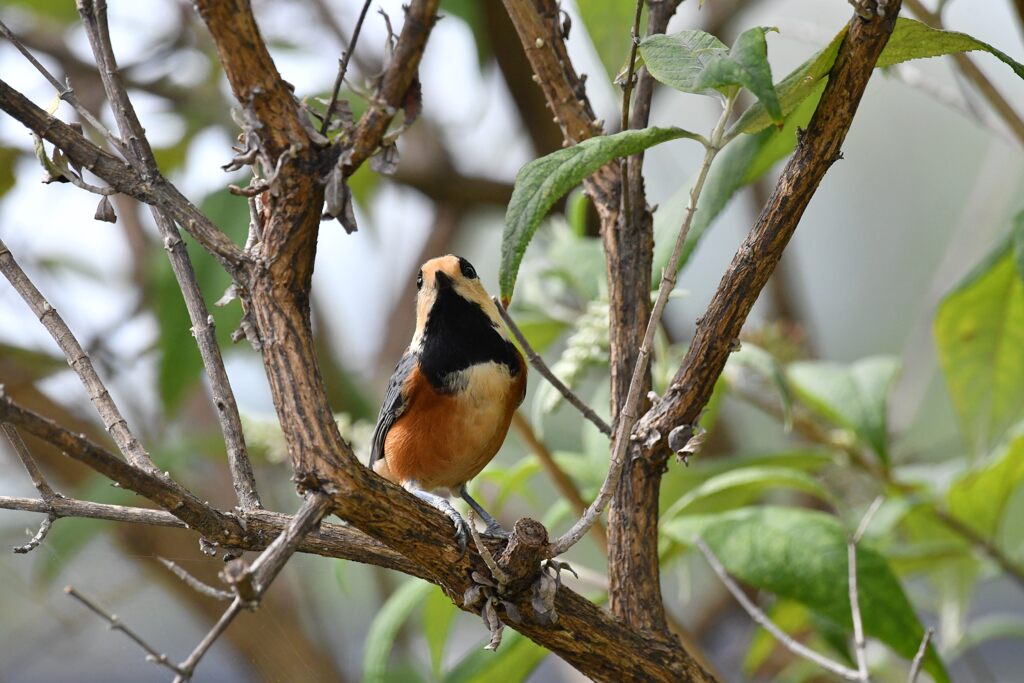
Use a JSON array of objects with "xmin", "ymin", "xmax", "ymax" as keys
[{"xmin": 383, "ymin": 360, "xmax": 525, "ymax": 492}]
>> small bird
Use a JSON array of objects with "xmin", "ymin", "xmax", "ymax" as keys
[{"xmin": 369, "ymin": 254, "xmax": 526, "ymax": 547}]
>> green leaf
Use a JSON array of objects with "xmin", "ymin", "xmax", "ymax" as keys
[
  {"xmin": 423, "ymin": 586, "xmax": 458, "ymax": 679},
  {"xmin": 664, "ymin": 506, "xmax": 949, "ymax": 683},
  {"xmin": 640, "ymin": 28, "xmax": 781, "ymax": 121},
  {"xmin": 731, "ymin": 18, "xmax": 1024, "ymax": 137},
  {"xmin": 662, "ymin": 467, "xmax": 832, "ymax": 520},
  {"xmin": 364, "ymin": 579, "xmax": 435, "ymax": 683},
  {"xmin": 0, "ymin": 146, "xmax": 17, "ymax": 197},
  {"xmin": 935, "ymin": 215, "xmax": 1024, "ymax": 454},
  {"xmin": 577, "ymin": 0, "xmax": 638, "ymax": 79},
  {"xmin": 638, "ymin": 30, "xmax": 727, "ymax": 93},
  {"xmin": 947, "ymin": 432, "xmax": 1024, "ymax": 540},
  {"xmin": 444, "ymin": 631, "xmax": 547, "ymax": 683},
  {"xmin": 787, "ymin": 357, "xmax": 900, "ymax": 463},
  {"xmin": 501, "ymin": 126, "xmax": 706, "ymax": 301}
]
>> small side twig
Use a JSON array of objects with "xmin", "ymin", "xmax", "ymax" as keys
[
  {"xmin": 158, "ymin": 557, "xmax": 233, "ymax": 601},
  {"xmin": 13, "ymin": 513, "xmax": 55, "ymax": 554},
  {"xmin": 907, "ymin": 628, "xmax": 934, "ymax": 683},
  {"xmin": 0, "ymin": 239, "xmax": 155, "ymax": 471},
  {"xmin": 695, "ymin": 537, "xmax": 863, "ymax": 681},
  {"xmin": 321, "ymin": 0, "xmax": 373, "ymax": 135},
  {"xmin": 173, "ymin": 599, "xmax": 244, "ymax": 683},
  {"xmin": 467, "ymin": 509, "xmax": 509, "ymax": 592},
  {"xmin": 65, "ymin": 585, "xmax": 184, "ymax": 676},
  {"xmin": 493, "ymin": 298, "xmax": 612, "ymax": 436},
  {"xmin": 0, "ymin": 18, "xmax": 125, "ymax": 152},
  {"xmin": 3, "ymin": 423, "xmax": 57, "ymax": 500},
  {"xmin": 849, "ymin": 496, "xmax": 884, "ymax": 681}
]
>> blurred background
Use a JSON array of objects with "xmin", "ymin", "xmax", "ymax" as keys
[{"xmin": 1, "ymin": 0, "xmax": 1023, "ymax": 681}]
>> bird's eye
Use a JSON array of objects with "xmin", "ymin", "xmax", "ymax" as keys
[
  {"xmin": 416, "ymin": 270, "xmax": 423, "ymax": 290},
  {"xmin": 459, "ymin": 257, "xmax": 477, "ymax": 280}
]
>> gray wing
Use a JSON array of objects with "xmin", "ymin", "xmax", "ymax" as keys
[{"xmin": 368, "ymin": 350, "xmax": 418, "ymax": 469}]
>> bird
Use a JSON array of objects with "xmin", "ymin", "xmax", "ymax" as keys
[{"xmin": 368, "ymin": 254, "xmax": 527, "ymax": 548}]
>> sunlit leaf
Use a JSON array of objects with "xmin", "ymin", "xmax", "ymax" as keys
[
  {"xmin": 947, "ymin": 431, "xmax": 1024, "ymax": 540},
  {"xmin": 662, "ymin": 466, "xmax": 833, "ymax": 520},
  {"xmin": 423, "ymin": 586, "xmax": 458, "ymax": 679},
  {"xmin": 501, "ymin": 127, "xmax": 705, "ymax": 301},
  {"xmin": 787, "ymin": 356, "xmax": 900, "ymax": 463},
  {"xmin": 664, "ymin": 506, "xmax": 949, "ymax": 683},
  {"xmin": 935, "ymin": 214, "xmax": 1024, "ymax": 454},
  {"xmin": 444, "ymin": 631, "xmax": 547, "ymax": 683},
  {"xmin": 364, "ymin": 579, "xmax": 434, "ymax": 683},
  {"xmin": 732, "ymin": 18, "xmax": 1024, "ymax": 137}
]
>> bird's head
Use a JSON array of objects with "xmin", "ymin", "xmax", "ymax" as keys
[{"xmin": 412, "ymin": 254, "xmax": 506, "ymax": 346}]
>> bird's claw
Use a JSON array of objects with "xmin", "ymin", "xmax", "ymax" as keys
[{"xmin": 485, "ymin": 522, "xmax": 511, "ymax": 539}]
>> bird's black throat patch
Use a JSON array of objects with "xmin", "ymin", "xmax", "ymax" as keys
[{"xmin": 419, "ymin": 288, "xmax": 520, "ymax": 392}]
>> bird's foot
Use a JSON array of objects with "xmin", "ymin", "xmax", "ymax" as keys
[{"xmin": 409, "ymin": 486, "xmax": 470, "ymax": 554}]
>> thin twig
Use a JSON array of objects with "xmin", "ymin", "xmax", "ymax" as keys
[
  {"xmin": 618, "ymin": 0, "xmax": 645, "ymax": 228},
  {"xmin": 2, "ymin": 423, "xmax": 57, "ymax": 500},
  {"xmin": 545, "ymin": 97, "xmax": 729, "ymax": 559},
  {"xmin": 903, "ymin": 0, "xmax": 1024, "ymax": 146},
  {"xmin": 0, "ymin": 238, "xmax": 156, "ymax": 471},
  {"xmin": 467, "ymin": 509, "xmax": 509, "ymax": 591},
  {"xmin": 13, "ymin": 513, "xmax": 55, "ymax": 554},
  {"xmin": 321, "ymin": 0, "xmax": 373, "ymax": 135},
  {"xmin": 493, "ymin": 299, "xmax": 612, "ymax": 436},
  {"xmin": 695, "ymin": 537, "xmax": 863, "ymax": 681},
  {"xmin": 849, "ymin": 496, "xmax": 883, "ymax": 681},
  {"xmin": 172, "ymin": 493, "xmax": 333, "ymax": 680},
  {"xmin": 907, "ymin": 628, "xmax": 934, "ymax": 683},
  {"xmin": 65, "ymin": 585, "xmax": 184, "ymax": 676},
  {"xmin": 173, "ymin": 599, "xmax": 244, "ymax": 682},
  {"xmin": 0, "ymin": 18, "xmax": 126, "ymax": 152},
  {"xmin": 510, "ymin": 412, "xmax": 607, "ymax": 552},
  {"xmin": 158, "ymin": 557, "xmax": 233, "ymax": 601}
]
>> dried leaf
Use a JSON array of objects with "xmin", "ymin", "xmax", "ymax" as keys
[
  {"xmin": 370, "ymin": 143, "xmax": 400, "ymax": 175},
  {"xmin": 215, "ymin": 284, "xmax": 238, "ymax": 307},
  {"xmin": 482, "ymin": 599, "xmax": 504, "ymax": 651},
  {"xmin": 323, "ymin": 164, "xmax": 359, "ymax": 233},
  {"xmin": 402, "ymin": 78, "xmax": 422, "ymax": 127},
  {"xmin": 94, "ymin": 195, "xmax": 117, "ymax": 223},
  {"xmin": 501, "ymin": 600, "xmax": 522, "ymax": 624}
]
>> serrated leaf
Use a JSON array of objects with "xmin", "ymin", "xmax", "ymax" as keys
[
  {"xmin": 640, "ymin": 27, "xmax": 781, "ymax": 121},
  {"xmin": 364, "ymin": 579, "xmax": 435, "ymax": 683},
  {"xmin": 662, "ymin": 466, "xmax": 833, "ymax": 520},
  {"xmin": 935, "ymin": 215, "xmax": 1024, "ymax": 455},
  {"xmin": 947, "ymin": 432, "xmax": 1024, "ymax": 541},
  {"xmin": 664, "ymin": 506, "xmax": 949, "ymax": 683},
  {"xmin": 423, "ymin": 586, "xmax": 458, "ymax": 679},
  {"xmin": 501, "ymin": 126, "xmax": 705, "ymax": 301},
  {"xmin": 787, "ymin": 356, "xmax": 900, "ymax": 463},
  {"xmin": 731, "ymin": 18, "xmax": 1024, "ymax": 137}
]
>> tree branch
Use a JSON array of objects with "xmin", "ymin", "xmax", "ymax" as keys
[
  {"xmin": 636, "ymin": 1, "xmax": 904, "ymax": 464},
  {"xmin": 0, "ymin": 238, "xmax": 155, "ymax": 471}
]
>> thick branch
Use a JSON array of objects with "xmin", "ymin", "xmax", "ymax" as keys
[{"xmin": 637, "ymin": 3, "xmax": 903, "ymax": 457}]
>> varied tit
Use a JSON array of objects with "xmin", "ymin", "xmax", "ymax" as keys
[{"xmin": 369, "ymin": 254, "xmax": 527, "ymax": 548}]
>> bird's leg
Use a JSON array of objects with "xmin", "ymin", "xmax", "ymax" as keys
[
  {"xmin": 459, "ymin": 484, "xmax": 510, "ymax": 538},
  {"xmin": 406, "ymin": 482, "xmax": 470, "ymax": 553}
]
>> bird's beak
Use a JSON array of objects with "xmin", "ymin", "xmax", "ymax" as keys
[{"xmin": 434, "ymin": 271, "xmax": 453, "ymax": 290}]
